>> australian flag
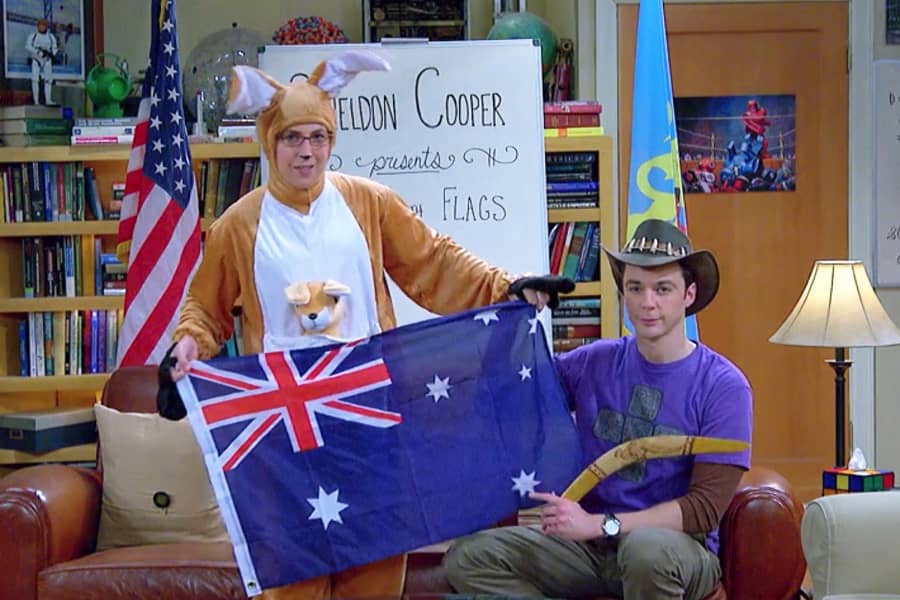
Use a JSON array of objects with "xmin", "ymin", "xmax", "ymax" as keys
[{"xmin": 175, "ymin": 302, "xmax": 582, "ymax": 595}]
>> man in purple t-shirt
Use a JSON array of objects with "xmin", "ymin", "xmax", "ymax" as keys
[{"xmin": 444, "ymin": 218, "xmax": 753, "ymax": 600}]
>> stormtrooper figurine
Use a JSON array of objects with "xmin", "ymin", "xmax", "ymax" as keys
[{"xmin": 25, "ymin": 19, "xmax": 57, "ymax": 105}]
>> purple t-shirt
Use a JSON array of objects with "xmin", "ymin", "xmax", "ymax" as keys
[{"xmin": 554, "ymin": 336, "xmax": 752, "ymax": 551}]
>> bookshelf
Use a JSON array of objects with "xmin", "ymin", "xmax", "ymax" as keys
[
  {"xmin": 0, "ymin": 142, "xmax": 261, "ymax": 416},
  {"xmin": 545, "ymin": 134, "xmax": 618, "ymax": 346}
]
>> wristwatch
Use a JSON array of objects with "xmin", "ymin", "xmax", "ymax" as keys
[{"xmin": 601, "ymin": 513, "xmax": 621, "ymax": 540}]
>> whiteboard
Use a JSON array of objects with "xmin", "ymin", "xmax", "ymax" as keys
[
  {"xmin": 258, "ymin": 40, "xmax": 549, "ymax": 325},
  {"xmin": 874, "ymin": 60, "xmax": 900, "ymax": 286}
]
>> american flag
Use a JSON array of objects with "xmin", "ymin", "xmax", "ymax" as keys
[
  {"xmin": 176, "ymin": 302, "xmax": 582, "ymax": 595},
  {"xmin": 116, "ymin": 0, "xmax": 200, "ymax": 367}
]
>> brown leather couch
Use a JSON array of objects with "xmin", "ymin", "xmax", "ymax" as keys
[{"xmin": 0, "ymin": 366, "xmax": 807, "ymax": 600}]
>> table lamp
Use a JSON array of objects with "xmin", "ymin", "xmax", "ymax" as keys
[{"xmin": 769, "ymin": 260, "xmax": 900, "ymax": 467}]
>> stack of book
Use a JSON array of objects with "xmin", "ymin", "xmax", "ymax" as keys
[
  {"xmin": 217, "ymin": 118, "xmax": 256, "ymax": 142},
  {"xmin": 70, "ymin": 117, "xmax": 137, "ymax": 145},
  {"xmin": 0, "ymin": 105, "xmax": 73, "ymax": 147},
  {"xmin": 546, "ymin": 150, "xmax": 598, "ymax": 209},
  {"xmin": 552, "ymin": 297, "xmax": 601, "ymax": 352},
  {"xmin": 96, "ymin": 252, "xmax": 126, "ymax": 296},
  {"xmin": 543, "ymin": 100, "xmax": 603, "ymax": 138}
]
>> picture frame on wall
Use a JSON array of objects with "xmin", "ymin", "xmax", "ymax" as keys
[
  {"xmin": 3, "ymin": 0, "xmax": 87, "ymax": 81},
  {"xmin": 889, "ymin": 0, "xmax": 900, "ymax": 45}
]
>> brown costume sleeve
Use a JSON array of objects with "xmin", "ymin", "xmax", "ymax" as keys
[
  {"xmin": 332, "ymin": 173, "xmax": 514, "ymax": 320},
  {"xmin": 172, "ymin": 190, "xmax": 264, "ymax": 359},
  {"xmin": 676, "ymin": 462, "xmax": 745, "ymax": 534},
  {"xmin": 375, "ymin": 184, "xmax": 513, "ymax": 313}
]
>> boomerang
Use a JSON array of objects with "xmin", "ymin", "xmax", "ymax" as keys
[{"xmin": 561, "ymin": 435, "xmax": 749, "ymax": 502}]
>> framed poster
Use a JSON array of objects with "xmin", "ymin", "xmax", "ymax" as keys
[
  {"xmin": 874, "ymin": 60, "xmax": 900, "ymax": 286},
  {"xmin": 3, "ymin": 0, "xmax": 86, "ymax": 81}
]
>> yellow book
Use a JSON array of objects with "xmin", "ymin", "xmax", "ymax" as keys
[{"xmin": 544, "ymin": 126, "xmax": 605, "ymax": 138}]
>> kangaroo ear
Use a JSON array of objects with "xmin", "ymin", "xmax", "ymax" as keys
[
  {"xmin": 308, "ymin": 50, "xmax": 390, "ymax": 98},
  {"xmin": 228, "ymin": 65, "xmax": 284, "ymax": 114},
  {"xmin": 322, "ymin": 279, "xmax": 352, "ymax": 297},
  {"xmin": 284, "ymin": 282, "xmax": 311, "ymax": 305}
]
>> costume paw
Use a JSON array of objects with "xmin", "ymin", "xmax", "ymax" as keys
[
  {"xmin": 157, "ymin": 344, "xmax": 186, "ymax": 421},
  {"xmin": 508, "ymin": 275, "xmax": 576, "ymax": 310}
]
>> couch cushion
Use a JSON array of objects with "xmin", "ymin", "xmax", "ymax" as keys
[
  {"xmin": 95, "ymin": 404, "xmax": 229, "ymax": 551},
  {"xmin": 802, "ymin": 492, "xmax": 900, "ymax": 597},
  {"xmin": 38, "ymin": 542, "xmax": 246, "ymax": 600}
]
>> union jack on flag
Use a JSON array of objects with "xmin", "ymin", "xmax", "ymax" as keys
[
  {"xmin": 190, "ymin": 338, "xmax": 401, "ymax": 472},
  {"xmin": 176, "ymin": 302, "xmax": 582, "ymax": 596},
  {"xmin": 116, "ymin": 0, "xmax": 201, "ymax": 367}
]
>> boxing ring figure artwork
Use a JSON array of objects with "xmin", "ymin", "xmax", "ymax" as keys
[{"xmin": 675, "ymin": 94, "xmax": 796, "ymax": 194}]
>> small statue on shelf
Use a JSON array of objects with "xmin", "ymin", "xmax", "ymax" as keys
[{"xmin": 25, "ymin": 18, "xmax": 57, "ymax": 105}]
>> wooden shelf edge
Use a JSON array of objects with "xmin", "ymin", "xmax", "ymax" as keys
[
  {"xmin": 547, "ymin": 208, "xmax": 600, "ymax": 223},
  {"xmin": 0, "ymin": 142, "xmax": 259, "ymax": 163},
  {"xmin": 566, "ymin": 281, "xmax": 602, "ymax": 296},
  {"xmin": 0, "ymin": 443, "xmax": 96, "ymax": 465},
  {"xmin": 190, "ymin": 142, "xmax": 259, "ymax": 160},
  {"xmin": 545, "ymin": 135, "xmax": 608, "ymax": 153},
  {"xmin": 0, "ymin": 221, "xmax": 118, "ymax": 236},
  {"xmin": 0, "ymin": 374, "xmax": 109, "ymax": 392},
  {"xmin": 1, "ymin": 219, "xmax": 216, "ymax": 235},
  {"xmin": 0, "ymin": 296, "xmax": 123, "ymax": 312}
]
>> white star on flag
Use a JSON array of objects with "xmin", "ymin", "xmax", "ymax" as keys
[
  {"xmin": 511, "ymin": 470, "xmax": 541, "ymax": 497},
  {"xmin": 307, "ymin": 486, "xmax": 348, "ymax": 530},
  {"xmin": 473, "ymin": 310, "xmax": 499, "ymax": 325},
  {"xmin": 518, "ymin": 365, "xmax": 532, "ymax": 380},
  {"xmin": 425, "ymin": 375, "xmax": 452, "ymax": 402}
]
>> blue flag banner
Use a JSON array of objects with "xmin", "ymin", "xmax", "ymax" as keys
[
  {"xmin": 176, "ymin": 302, "xmax": 581, "ymax": 595},
  {"xmin": 625, "ymin": 0, "xmax": 698, "ymax": 339}
]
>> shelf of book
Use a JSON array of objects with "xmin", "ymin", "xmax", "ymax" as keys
[
  {"xmin": 545, "ymin": 134, "xmax": 618, "ymax": 346},
  {"xmin": 0, "ymin": 142, "xmax": 259, "ymax": 418}
]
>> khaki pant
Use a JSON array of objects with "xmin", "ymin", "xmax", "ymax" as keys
[
  {"xmin": 443, "ymin": 525, "xmax": 720, "ymax": 600},
  {"xmin": 259, "ymin": 554, "xmax": 407, "ymax": 600}
]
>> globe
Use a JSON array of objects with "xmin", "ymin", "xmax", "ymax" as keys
[
  {"xmin": 183, "ymin": 24, "xmax": 267, "ymax": 132},
  {"xmin": 487, "ymin": 12, "xmax": 558, "ymax": 77}
]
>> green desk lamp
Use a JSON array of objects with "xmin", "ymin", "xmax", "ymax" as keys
[{"xmin": 86, "ymin": 53, "xmax": 131, "ymax": 118}]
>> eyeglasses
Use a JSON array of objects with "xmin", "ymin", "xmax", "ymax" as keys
[{"xmin": 278, "ymin": 130, "xmax": 330, "ymax": 148}]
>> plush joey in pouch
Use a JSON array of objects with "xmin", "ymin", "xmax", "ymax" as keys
[
  {"xmin": 284, "ymin": 279, "xmax": 351, "ymax": 338},
  {"xmin": 508, "ymin": 275, "xmax": 576, "ymax": 309}
]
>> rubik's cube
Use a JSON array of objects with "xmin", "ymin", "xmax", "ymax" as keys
[{"xmin": 822, "ymin": 467, "xmax": 895, "ymax": 495}]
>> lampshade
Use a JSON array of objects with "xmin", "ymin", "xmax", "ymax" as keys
[{"xmin": 769, "ymin": 260, "xmax": 900, "ymax": 348}]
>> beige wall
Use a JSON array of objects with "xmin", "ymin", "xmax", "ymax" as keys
[
  {"xmin": 103, "ymin": 1, "xmax": 579, "ymax": 86},
  {"xmin": 104, "ymin": 1, "xmax": 362, "ymax": 76}
]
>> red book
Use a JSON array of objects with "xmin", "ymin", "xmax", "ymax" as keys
[
  {"xmin": 543, "ymin": 100, "xmax": 602, "ymax": 115},
  {"xmin": 544, "ymin": 113, "xmax": 601, "ymax": 129},
  {"xmin": 556, "ymin": 324, "xmax": 602, "ymax": 338}
]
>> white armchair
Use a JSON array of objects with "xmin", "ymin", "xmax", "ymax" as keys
[{"xmin": 801, "ymin": 491, "xmax": 900, "ymax": 599}]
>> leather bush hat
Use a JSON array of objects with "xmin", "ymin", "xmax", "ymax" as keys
[{"xmin": 602, "ymin": 218, "xmax": 719, "ymax": 316}]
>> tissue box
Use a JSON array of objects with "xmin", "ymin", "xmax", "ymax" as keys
[
  {"xmin": 0, "ymin": 407, "xmax": 96, "ymax": 452},
  {"xmin": 822, "ymin": 467, "xmax": 895, "ymax": 495}
]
